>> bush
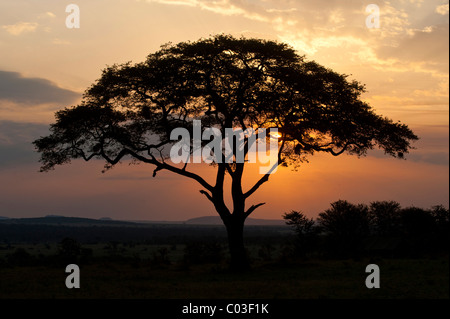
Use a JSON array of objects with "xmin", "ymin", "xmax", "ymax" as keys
[
  {"xmin": 57, "ymin": 237, "xmax": 82, "ymax": 265},
  {"xmin": 318, "ymin": 200, "xmax": 370, "ymax": 239},
  {"xmin": 400, "ymin": 207, "xmax": 436, "ymax": 236},
  {"xmin": 183, "ymin": 240, "xmax": 224, "ymax": 265},
  {"xmin": 258, "ymin": 242, "xmax": 275, "ymax": 261},
  {"xmin": 151, "ymin": 247, "xmax": 171, "ymax": 266},
  {"xmin": 283, "ymin": 211, "xmax": 320, "ymax": 258},
  {"xmin": 369, "ymin": 201, "xmax": 402, "ymax": 236},
  {"xmin": 6, "ymin": 248, "xmax": 35, "ymax": 267},
  {"xmin": 317, "ymin": 200, "xmax": 370, "ymax": 257}
]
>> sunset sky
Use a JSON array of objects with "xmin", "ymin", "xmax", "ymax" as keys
[{"xmin": 0, "ymin": 0, "xmax": 448, "ymax": 221}]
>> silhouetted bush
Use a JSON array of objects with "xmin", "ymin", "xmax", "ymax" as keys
[
  {"xmin": 276, "ymin": 242, "xmax": 297, "ymax": 262},
  {"xmin": 57, "ymin": 237, "xmax": 81, "ymax": 265},
  {"xmin": 258, "ymin": 242, "xmax": 275, "ymax": 261},
  {"xmin": 285, "ymin": 200, "xmax": 449, "ymax": 259},
  {"xmin": 430, "ymin": 205, "xmax": 450, "ymax": 251},
  {"xmin": 283, "ymin": 210, "xmax": 320, "ymax": 258},
  {"xmin": 369, "ymin": 201, "xmax": 402, "ymax": 236},
  {"xmin": 6, "ymin": 248, "xmax": 35, "ymax": 267},
  {"xmin": 151, "ymin": 247, "xmax": 171, "ymax": 266},
  {"xmin": 400, "ymin": 207, "xmax": 436, "ymax": 236},
  {"xmin": 183, "ymin": 240, "xmax": 224, "ymax": 265},
  {"xmin": 79, "ymin": 247, "xmax": 94, "ymax": 264},
  {"xmin": 431, "ymin": 205, "xmax": 449, "ymax": 233},
  {"xmin": 317, "ymin": 200, "xmax": 370, "ymax": 257}
]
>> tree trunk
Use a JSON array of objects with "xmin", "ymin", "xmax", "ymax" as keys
[{"xmin": 224, "ymin": 215, "xmax": 250, "ymax": 272}]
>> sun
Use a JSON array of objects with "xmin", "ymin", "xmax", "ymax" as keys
[{"xmin": 270, "ymin": 132, "xmax": 282, "ymax": 139}]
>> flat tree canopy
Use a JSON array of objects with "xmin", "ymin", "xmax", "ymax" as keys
[{"xmin": 34, "ymin": 35, "xmax": 418, "ymax": 271}]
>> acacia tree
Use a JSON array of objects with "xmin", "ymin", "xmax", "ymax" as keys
[
  {"xmin": 33, "ymin": 35, "xmax": 418, "ymax": 271},
  {"xmin": 283, "ymin": 211, "xmax": 319, "ymax": 257},
  {"xmin": 317, "ymin": 200, "xmax": 371, "ymax": 249}
]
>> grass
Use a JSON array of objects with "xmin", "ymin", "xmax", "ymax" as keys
[{"xmin": 0, "ymin": 255, "xmax": 448, "ymax": 299}]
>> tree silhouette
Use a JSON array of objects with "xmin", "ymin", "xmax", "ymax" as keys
[
  {"xmin": 400, "ymin": 207, "xmax": 436, "ymax": 237},
  {"xmin": 317, "ymin": 200, "xmax": 371, "ymax": 255},
  {"xmin": 430, "ymin": 205, "xmax": 450, "ymax": 250},
  {"xmin": 369, "ymin": 201, "xmax": 402, "ymax": 236},
  {"xmin": 283, "ymin": 211, "xmax": 315, "ymax": 234},
  {"xmin": 283, "ymin": 210, "xmax": 319, "ymax": 257},
  {"xmin": 58, "ymin": 237, "xmax": 81, "ymax": 265},
  {"xmin": 430, "ymin": 205, "xmax": 449, "ymax": 229},
  {"xmin": 33, "ymin": 35, "xmax": 418, "ymax": 271}
]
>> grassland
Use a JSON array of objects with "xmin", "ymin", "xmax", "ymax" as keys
[
  {"xmin": 0, "ymin": 243, "xmax": 448, "ymax": 299},
  {"xmin": 0, "ymin": 220, "xmax": 448, "ymax": 300}
]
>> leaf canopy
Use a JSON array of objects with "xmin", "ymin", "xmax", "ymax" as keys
[{"xmin": 34, "ymin": 34, "xmax": 418, "ymax": 173}]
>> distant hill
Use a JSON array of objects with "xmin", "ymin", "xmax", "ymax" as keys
[
  {"xmin": 0, "ymin": 216, "xmax": 291, "ymax": 244},
  {"xmin": 185, "ymin": 216, "xmax": 286, "ymax": 226},
  {"xmin": 0, "ymin": 215, "xmax": 286, "ymax": 226},
  {"xmin": 0, "ymin": 216, "xmax": 10, "ymax": 220},
  {"xmin": 0, "ymin": 216, "xmax": 137, "ymax": 226}
]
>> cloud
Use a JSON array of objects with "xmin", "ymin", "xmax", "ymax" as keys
[
  {"xmin": 2, "ymin": 22, "xmax": 38, "ymax": 36},
  {"xmin": 0, "ymin": 121, "xmax": 50, "ymax": 168},
  {"xmin": 0, "ymin": 70, "xmax": 80, "ymax": 105},
  {"xmin": 145, "ymin": 0, "xmax": 269, "ymax": 21},
  {"xmin": 142, "ymin": 0, "xmax": 446, "ymax": 53},
  {"xmin": 366, "ymin": 124, "xmax": 449, "ymax": 166},
  {"xmin": 401, "ymin": 125, "xmax": 449, "ymax": 166},
  {"xmin": 143, "ymin": 0, "xmax": 439, "ymax": 66},
  {"xmin": 376, "ymin": 24, "xmax": 449, "ymax": 68},
  {"xmin": 436, "ymin": 3, "xmax": 449, "ymax": 15},
  {"xmin": 0, "ymin": 120, "xmax": 49, "ymax": 145},
  {"xmin": 52, "ymin": 38, "xmax": 71, "ymax": 45},
  {"xmin": 37, "ymin": 11, "xmax": 56, "ymax": 20}
]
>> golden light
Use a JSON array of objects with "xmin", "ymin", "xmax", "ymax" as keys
[{"xmin": 270, "ymin": 132, "xmax": 282, "ymax": 139}]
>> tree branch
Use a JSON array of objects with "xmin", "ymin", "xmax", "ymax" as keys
[
  {"xmin": 145, "ymin": 157, "xmax": 215, "ymax": 192},
  {"xmin": 245, "ymin": 202, "xmax": 266, "ymax": 218},
  {"xmin": 101, "ymin": 148, "xmax": 130, "ymax": 166},
  {"xmin": 98, "ymin": 146, "xmax": 214, "ymax": 192},
  {"xmin": 152, "ymin": 166, "xmax": 163, "ymax": 177},
  {"xmin": 241, "ymin": 131, "xmax": 285, "ymax": 200},
  {"xmin": 244, "ymin": 174, "xmax": 269, "ymax": 199},
  {"xmin": 224, "ymin": 163, "xmax": 234, "ymax": 176},
  {"xmin": 199, "ymin": 190, "xmax": 214, "ymax": 203},
  {"xmin": 76, "ymin": 148, "xmax": 99, "ymax": 162},
  {"xmin": 321, "ymin": 142, "xmax": 350, "ymax": 156}
]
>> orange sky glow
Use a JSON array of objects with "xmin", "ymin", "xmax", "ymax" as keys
[{"xmin": 0, "ymin": 0, "xmax": 448, "ymax": 221}]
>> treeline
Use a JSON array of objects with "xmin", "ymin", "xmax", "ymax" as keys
[
  {"xmin": 0, "ymin": 201, "xmax": 447, "ymax": 268},
  {"xmin": 0, "ymin": 223, "xmax": 288, "ymax": 245},
  {"xmin": 0, "ymin": 237, "xmax": 230, "ymax": 270},
  {"xmin": 0, "ymin": 223, "xmax": 227, "ymax": 244},
  {"xmin": 284, "ymin": 200, "xmax": 449, "ymax": 258}
]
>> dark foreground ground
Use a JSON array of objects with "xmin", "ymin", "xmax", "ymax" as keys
[
  {"xmin": 0, "ymin": 219, "xmax": 448, "ymax": 299},
  {"xmin": 0, "ymin": 256, "xmax": 448, "ymax": 299}
]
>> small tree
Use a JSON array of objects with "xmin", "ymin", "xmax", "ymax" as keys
[
  {"xmin": 430, "ymin": 205, "xmax": 450, "ymax": 249},
  {"xmin": 58, "ymin": 237, "xmax": 81, "ymax": 264},
  {"xmin": 431, "ymin": 205, "xmax": 449, "ymax": 228},
  {"xmin": 33, "ymin": 35, "xmax": 418, "ymax": 271},
  {"xmin": 400, "ymin": 207, "xmax": 436, "ymax": 237},
  {"xmin": 283, "ymin": 210, "xmax": 318, "ymax": 257},
  {"xmin": 318, "ymin": 200, "xmax": 370, "ymax": 255},
  {"xmin": 369, "ymin": 201, "xmax": 402, "ymax": 236}
]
